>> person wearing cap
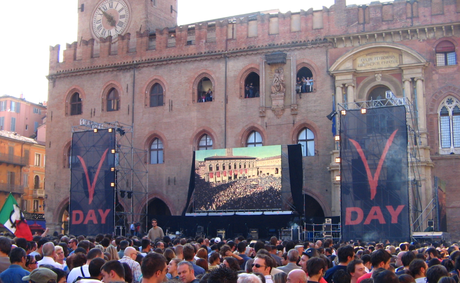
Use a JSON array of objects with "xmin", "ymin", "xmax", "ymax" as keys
[
  {"xmin": 299, "ymin": 248, "xmax": 317, "ymax": 271},
  {"xmin": 0, "ymin": 247, "xmax": 30, "ymax": 283},
  {"xmin": 22, "ymin": 267, "xmax": 57, "ymax": 283}
]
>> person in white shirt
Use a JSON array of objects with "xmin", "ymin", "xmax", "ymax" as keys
[{"xmin": 37, "ymin": 242, "xmax": 63, "ymax": 269}]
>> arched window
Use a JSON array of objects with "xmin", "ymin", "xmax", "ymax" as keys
[
  {"xmin": 247, "ymin": 131, "xmax": 263, "ymax": 147},
  {"xmin": 34, "ymin": 175, "xmax": 40, "ymax": 189},
  {"xmin": 298, "ymin": 128, "xmax": 315, "ymax": 156},
  {"xmin": 436, "ymin": 41, "xmax": 456, "ymax": 66},
  {"xmin": 296, "ymin": 67, "xmax": 314, "ymax": 94},
  {"xmin": 198, "ymin": 134, "xmax": 213, "ymax": 150},
  {"xmin": 107, "ymin": 88, "xmax": 119, "ymax": 111},
  {"xmin": 197, "ymin": 77, "xmax": 213, "ymax": 103},
  {"xmin": 244, "ymin": 72, "xmax": 260, "ymax": 98},
  {"xmin": 150, "ymin": 138, "xmax": 164, "ymax": 164},
  {"xmin": 368, "ymin": 85, "xmax": 390, "ymax": 101},
  {"xmin": 150, "ymin": 83, "xmax": 164, "ymax": 107},
  {"xmin": 439, "ymin": 97, "xmax": 460, "ymax": 154},
  {"xmin": 70, "ymin": 93, "xmax": 82, "ymax": 115}
]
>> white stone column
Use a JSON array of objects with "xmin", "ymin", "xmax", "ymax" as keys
[
  {"xmin": 403, "ymin": 79, "xmax": 411, "ymax": 99},
  {"xmin": 336, "ymin": 85, "xmax": 343, "ymax": 106},
  {"xmin": 346, "ymin": 83, "xmax": 355, "ymax": 103}
]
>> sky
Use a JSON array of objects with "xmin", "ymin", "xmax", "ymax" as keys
[{"xmin": 0, "ymin": 0, "xmax": 379, "ymax": 104}]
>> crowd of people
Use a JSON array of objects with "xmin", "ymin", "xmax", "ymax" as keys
[
  {"xmin": 296, "ymin": 77, "xmax": 313, "ymax": 94},
  {"xmin": 0, "ymin": 226, "xmax": 459, "ymax": 283},
  {"xmin": 193, "ymin": 176, "xmax": 282, "ymax": 211}
]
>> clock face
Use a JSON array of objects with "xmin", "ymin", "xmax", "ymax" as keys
[{"xmin": 92, "ymin": 0, "xmax": 130, "ymax": 41}]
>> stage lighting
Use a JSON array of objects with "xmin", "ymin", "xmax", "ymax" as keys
[
  {"xmin": 334, "ymin": 135, "xmax": 340, "ymax": 141},
  {"xmin": 93, "ymin": 128, "xmax": 98, "ymax": 133},
  {"xmin": 335, "ymin": 175, "xmax": 341, "ymax": 181},
  {"xmin": 361, "ymin": 108, "xmax": 367, "ymax": 114},
  {"xmin": 127, "ymin": 191, "xmax": 132, "ymax": 199},
  {"xmin": 120, "ymin": 190, "xmax": 125, "ymax": 198},
  {"xmin": 110, "ymin": 182, "xmax": 115, "ymax": 187},
  {"xmin": 111, "ymin": 167, "xmax": 115, "ymax": 172},
  {"xmin": 326, "ymin": 111, "xmax": 337, "ymax": 121},
  {"xmin": 111, "ymin": 149, "xmax": 116, "ymax": 154},
  {"xmin": 340, "ymin": 110, "xmax": 347, "ymax": 116},
  {"xmin": 116, "ymin": 127, "xmax": 125, "ymax": 136},
  {"xmin": 335, "ymin": 157, "xmax": 341, "ymax": 163},
  {"xmin": 108, "ymin": 128, "xmax": 113, "ymax": 133}
]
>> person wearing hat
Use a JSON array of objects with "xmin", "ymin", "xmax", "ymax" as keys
[
  {"xmin": 22, "ymin": 267, "xmax": 57, "ymax": 283},
  {"xmin": 299, "ymin": 248, "xmax": 317, "ymax": 271}
]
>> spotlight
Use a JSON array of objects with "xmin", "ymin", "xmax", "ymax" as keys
[
  {"xmin": 361, "ymin": 108, "xmax": 367, "ymax": 114},
  {"xmin": 116, "ymin": 128, "xmax": 125, "ymax": 136},
  {"xmin": 326, "ymin": 111, "xmax": 338, "ymax": 121},
  {"xmin": 127, "ymin": 191, "xmax": 132, "ymax": 199},
  {"xmin": 93, "ymin": 128, "xmax": 98, "ymax": 133},
  {"xmin": 108, "ymin": 128, "xmax": 113, "ymax": 133},
  {"xmin": 334, "ymin": 135, "xmax": 340, "ymax": 141},
  {"xmin": 335, "ymin": 157, "xmax": 341, "ymax": 163},
  {"xmin": 111, "ymin": 149, "xmax": 116, "ymax": 154},
  {"xmin": 120, "ymin": 190, "xmax": 125, "ymax": 198},
  {"xmin": 335, "ymin": 175, "xmax": 341, "ymax": 181},
  {"xmin": 110, "ymin": 182, "xmax": 115, "ymax": 187},
  {"xmin": 340, "ymin": 110, "xmax": 347, "ymax": 116},
  {"xmin": 111, "ymin": 167, "xmax": 115, "ymax": 172}
]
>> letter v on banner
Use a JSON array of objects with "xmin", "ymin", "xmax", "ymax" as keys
[{"xmin": 340, "ymin": 106, "xmax": 410, "ymax": 242}]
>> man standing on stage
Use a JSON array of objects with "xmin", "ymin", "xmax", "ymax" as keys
[{"xmin": 148, "ymin": 219, "xmax": 165, "ymax": 242}]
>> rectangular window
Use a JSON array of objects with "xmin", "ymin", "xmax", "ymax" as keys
[
  {"xmin": 440, "ymin": 116, "xmax": 451, "ymax": 148},
  {"xmin": 10, "ymin": 117, "xmax": 16, "ymax": 132},
  {"xmin": 33, "ymin": 200, "xmax": 39, "ymax": 212},
  {"xmin": 447, "ymin": 52, "xmax": 457, "ymax": 66},
  {"xmin": 7, "ymin": 172, "xmax": 15, "ymax": 186},
  {"xmin": 0, "ymin": 117, "xmax": 4, "ymax": 130},
  {"xmin": 23, "ymin": 173, "xmax": 29, "ymax": 187},
  {"xmin": 453, "ymin": 115, "xmax": 460, "ymax": 148},
  {"xmin": 0, "ymin": 101, "xmax": 7, "ymax": 111},
  {"xmin": 34, "ymin": 153, "xmax": 41, "ymax": 166},
  {"xmin": 10, "ymin": 101, "xmax": 16, "ymax": 112},
  {"xmin": 34, "ymin": 122, "xmax": 39, "ymax": 132},
  {"xmin": 22, "ymin": 200, "xmax": 28, "ymax": 211}
]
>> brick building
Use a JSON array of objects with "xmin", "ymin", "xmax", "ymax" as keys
[{"xmin": 46, "ymin": 0, "xmax": 460, "ymax": 238}]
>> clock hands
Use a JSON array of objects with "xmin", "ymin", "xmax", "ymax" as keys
[{"xmin": 99, "ymin": 8, "xmax": 116, "ymax": 27}]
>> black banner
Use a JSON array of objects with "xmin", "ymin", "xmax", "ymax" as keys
[
  {"xmin": 70, "ymin": 129, "xmax": 116, "ymax": 235},
  {"xmin": 340, "ymin": 106, "xmax": 410, "ymax": 241}
]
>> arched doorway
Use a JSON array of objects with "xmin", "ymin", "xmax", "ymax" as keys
[
  {"xmin": 142, "ymin": 198, "xmax": 172, "ymax": 233},
  {"xmin": 60, "ymin": 203, "xmax": 69, "ymax": 235},
  {"xmin": 368, "ymin": 85, "xmax": 390, "ymax": 101},
  {"xmin": 304, "ymin": 195, "xmax": 325, "ymax": 219}
]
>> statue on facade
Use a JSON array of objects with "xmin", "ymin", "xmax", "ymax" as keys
[{"xmin": 271, "ymin": 67, "xmax": 286, "ymax": 94}]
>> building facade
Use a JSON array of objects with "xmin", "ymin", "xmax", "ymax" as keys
[{"xmin": 46, "ymin": 0, "xmax": 460, "ymax": 238}]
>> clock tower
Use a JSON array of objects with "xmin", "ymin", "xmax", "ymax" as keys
[{"xmin": 77, "ymin": 0, "xmax": 178, "ymax": 41}]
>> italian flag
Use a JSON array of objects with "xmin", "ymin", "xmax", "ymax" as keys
[{"xmin": 0, "ymin": 193, "xmax": 32, "ymax": 241}]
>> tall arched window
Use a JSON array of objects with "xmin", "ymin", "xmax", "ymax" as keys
[
  {"xmin": 439, "ymin": 96, "xmax": 460, "ymax": 154},
  {"xmin": 296, "ymin": 67, "xmax": 314, "ymax": 94},
  {"xmin": 150, "ymin": 138, "xmax": 164, "ymax": 164},
  {"xmin": 244, "ymin": 72, "xmax": 260, "ymax": 98},
  {"xmin": 197, "ymin": 77, "xmax": 213, "ymax": 103},
  {"xmin": 198, "ymin": 134, "xmax": 213, "ymax": 150},
  {"xmin": 247, "ymin": 131, "xmax": 263, "ymax": 147},
  {"xmin": 70, "ymin": 93, "xmax": 82, "ymax": 115},
  {"xmin": 436, "ymin": 41, "xmax": 457, "ymax": 66},
  {"xmin": 34, "ymin": 175, "xmax": 40, "ymax": 189},
  {"xmin": 298, "ymin": 128, "xmax": 315, "ymax": 156},
  {"xmin": 150, "ymin": 83, "xmax": 164, "ymax": 107},
  {"xmin": 107, "ymin": 88, "xmax": 120, "ymax": 111}
]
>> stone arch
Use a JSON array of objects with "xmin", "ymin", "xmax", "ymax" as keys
[
  {"xmin": 291, "ymin": 121, "xmax": 321, "ymax": 157},
  {"xmin": 192, "ymin": 71, "xmax": 216, "ymax": 103},
  {"xmin": 428, "ymin": 85, "xmax": 460, "ymax": 114},
  {"xmin": 143, "ymin": 76, "xmax": 167, "ymax": 107},
  {"xmin": 356, "ymin": 74, "xmax": 403, "ymax": 101},
  {"xmin": 64, "ymin": 86, "xmax": 86, "ymax": 116},
  {"xmin": 190, "ymin": 127, "xmax": 218, "ymax": 151},
  {"xmin": 329, "ymin": 43, "xmax": 427, "ymax": 72},
  {"xmin": 296, "ymin": 61, "xmax": 318, "ymax": 93},
  {"xmin": 304, "ymin": 193, "xmax": 326, "ymax": 218},
  {"xmin": 62, "ymin": 140, "xmax": 72, "ymax": 168},
  {"xmin": 237, "ymin": 64, "xmax": 260, "ymax": 98},
  {"xmin": 237, "ymin": 124, "xmax": 266, "ymax": 147},
  {"xmin": 54, "ymin": 199, "xmax": 70, "ymax": 235},
  {"xmin": 101, "ymin": 81, "xmax": 123, "ymax": 111}
]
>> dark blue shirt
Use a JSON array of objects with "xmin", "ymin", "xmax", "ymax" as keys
[{"xmin": 0, "ymin": 264, "xmax": 30, "ymax": 283}]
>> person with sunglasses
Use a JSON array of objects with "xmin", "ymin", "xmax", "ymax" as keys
[
  {"xmin": 25, "ymin": 255, "xmax": 38, "ymax": 272},
  {"xmin": 252, "ymin": 254, "xmax": 275, "ymax": 283}
]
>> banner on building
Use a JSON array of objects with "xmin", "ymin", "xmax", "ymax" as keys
[
  {"xmin": 70, "ymin": 129, "xmax": 116, "ymax": 235},
  {"xmin": 340, "ymin": 106, "xmax": 410, "ymax": 241}
]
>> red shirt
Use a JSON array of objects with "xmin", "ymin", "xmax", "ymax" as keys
[{"xmin": 356, "ymin": 272, "xmax": 372, "ymax": 283}]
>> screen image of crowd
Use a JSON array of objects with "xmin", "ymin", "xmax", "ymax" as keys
[{"xmin": 192, "ymin": 174, "xmax": 282, "ymax": 211}]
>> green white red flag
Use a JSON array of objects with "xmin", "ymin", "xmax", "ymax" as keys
[{"xmin": 0, "ymin": 193, "xmax": 33, "ymax": 241}]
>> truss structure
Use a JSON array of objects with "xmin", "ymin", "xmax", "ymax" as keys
[
  {"xmin": 338, "ymin": 92, "xmax": 431, "ymax": 234},
  {"xmin": 72, "ymin": 120, "xmax": 149, "ymax": 235}
]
